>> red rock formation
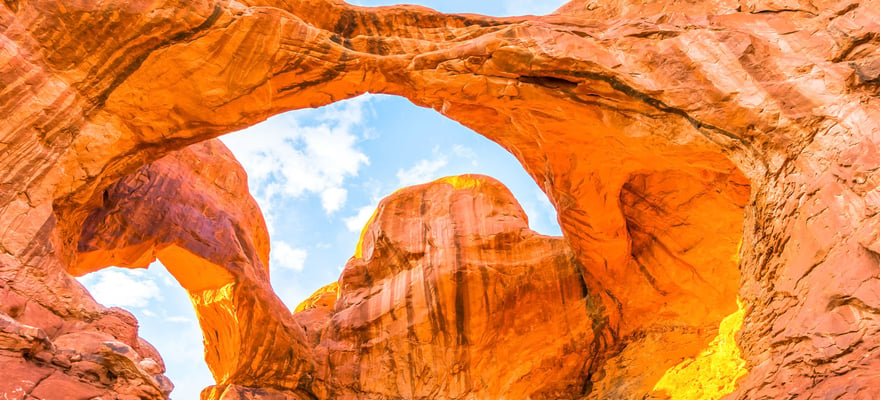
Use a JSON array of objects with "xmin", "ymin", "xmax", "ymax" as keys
[
  {"xmin": 75, "ymin": 140, "xmax": 318, "ymax": 399},
  {"xmin": 295, "ymin": 175, "xmax": 600, "ymax": 399},
  {"xmin": 0, "ymin": 284, "xmax": 173, "ymax": 399},
  {"xmin": 0, "ymin": 0, "xmax": 878, "ymax": 398}
]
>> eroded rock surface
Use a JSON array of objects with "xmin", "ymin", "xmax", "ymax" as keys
[
  {"xmin": 1, "ymin": 0, "xmax": 879, "ymax": 399},
  {"xmin": 0, "ymin": 288, "xmax": 173, "ymax": 399},
  {"xmin": 294, "ymin": 175, "xmax": 601, "ymax": 399},
  {"xmin": 75, "ymin": 140, "xmax": 318, "ymax": 398}
]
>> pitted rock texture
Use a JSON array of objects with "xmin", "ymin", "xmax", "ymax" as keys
[
  {"xmin": 294, "ymin": 175, "xmax": 601, "ymax": 399},
  {"xmin": 1, "ymin": 0, "xmax": 879, "ymax": 399},
  {"xmin": 0, "ymin": 290, "xmax": 173, "ymax": 399}
]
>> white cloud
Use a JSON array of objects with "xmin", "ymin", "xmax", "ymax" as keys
[
  {"xmin": 453, "ymin": 144, "xmax": 476, "ymax": 158},
  {"xmin": 221, "ymin": 96, "xmax": 374, "ymax": 275},
  {"xmin": 165, "ymin": 316, "xmax": 192, "ymax": 323},
  {"xmin": 320, "ymin": 187, "xmax": 348, "ymax": 214},
  {"xmin": 78, "ymin": 269, "xmax": 161, "ymax": 308},
  {"xmin": 344, "ymin": 204, "xmax": 378, "ymax": 232},
  {"xmin": 221, "ymin": 95, "xmax": 373, "ymax": 223},
  {"xmin": 161, "ymin": 275, "xmax": 176, "ymax": 287},
  {"xmin": 271, "ymin": 241, "xmax": 308, "ymax": 272},
  {"xmin": 397, "ymin": 156, "xmax": 448, "ymax": 187}
]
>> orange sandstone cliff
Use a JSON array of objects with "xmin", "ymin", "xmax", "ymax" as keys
[{"xmin": 0, "ymin": 0, "xmax": 879, "ymax": 399}]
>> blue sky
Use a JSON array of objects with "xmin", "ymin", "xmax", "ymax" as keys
[{"xmin": 77, "ymin": 1, "xmax": 566, "ymax": 398}]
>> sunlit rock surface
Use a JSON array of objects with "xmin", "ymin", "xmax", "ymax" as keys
[
  {"xmin": 74, "ymin": 140, "xmax": 317, "ymax": 398},
  {"xmin": 294, "ymin": 175, "xmax": 600, "ymax": 399},
  {"xmin": 0, "ymin": 286, "xmax": 173, "ymax": 398},
  {"xmin": 1, "ymin": 0, "xmax": 879, "ymax": 398}
]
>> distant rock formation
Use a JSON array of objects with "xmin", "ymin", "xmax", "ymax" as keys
[{"xmin": 294, "ymin": 175, "xmax": 600, "ymax": 399}]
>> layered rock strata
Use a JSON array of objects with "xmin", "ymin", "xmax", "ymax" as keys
[{"xmin": 0, "ymin": 0, "xmax": 878, "ymax": 398}]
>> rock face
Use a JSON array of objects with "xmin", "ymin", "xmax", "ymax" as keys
[
  {"xmin": 0, "ymin": 0, "xmax": 878, "ymax": 399},
  {"xmin": 0, "ymin": 286, "xmax": 173, "ymax": 399},
  {"xmin": 75, "ymin": 139, "xmax": 317, "ymax": 398},
  {"xmin": 294, "ymin": 175, "xmax": 601, "ymax": 399}
]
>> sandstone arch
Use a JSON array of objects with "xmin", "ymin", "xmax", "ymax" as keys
[
  {"xmin": 73, "ymin": 140, "xmax": 318, "ymax": 396},
  {"xmin": 1, "ymin": 0, "xmax": 879, "ymax": 398}
]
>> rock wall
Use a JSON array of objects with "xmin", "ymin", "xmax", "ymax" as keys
[{"xmin": 1, "ymin": 0, "xmax": 879, "ymax": 399}]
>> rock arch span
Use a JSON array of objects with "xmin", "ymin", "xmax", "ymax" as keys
[{"xmin": 0, "ymin": 0, "xmax": 878, "ymax": 398}]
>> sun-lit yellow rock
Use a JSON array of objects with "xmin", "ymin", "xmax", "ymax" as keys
[
  {"xmin": 653, "ymin": 299, "xmax": 748, "ymax": 400},
  {"xmin": 294, "ymin": 282, "xmax": 339, "ymax": 313}
]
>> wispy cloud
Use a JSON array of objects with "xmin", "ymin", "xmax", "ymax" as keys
[
  {"xmin": 320, "ymin": 187, "xmax": 348, "ymax": 214},
  {"xmin": 221, "ymin": 96, "xmax": 373, "ymax": 277},
  {"xmin": 344, "ymin": 204, "xmax": 378, "ymax": 232},
  {"xmin": 77, "ymin": 269, "xmax": 161, "ymax": 309},
  {"xmin": 221, "ymin": 95, "xmax": 373, "ymax": 222},
  {"xmin": 271, "ymin": 241, "xmax": 308, "ymax": 272},
  {"xmin": 453, "ymin": 144, "xmax": 479, "ymax": 166},
  {"xmin": 397, "ymin": 153, "xmax": 448, "ymax": 187}
]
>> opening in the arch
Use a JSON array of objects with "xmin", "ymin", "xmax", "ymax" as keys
[{"xmin": 220, "ymin": 94, "xmax": 564, "ymax": 309}]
